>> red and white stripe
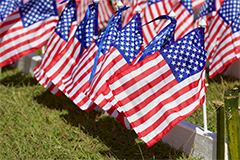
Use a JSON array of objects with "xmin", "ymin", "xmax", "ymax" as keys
[
  {"xmin": 86, "ymin": 47, "xmax": 134, "ymax": 129},
  {"xmin": 204, "ymin": 14, "xmax": 228, "ymax": 63},
  {"xmin": 192, "ymin": 0, "xmax": 205, "ymax": 9},
  {"xmin": 208, "ymin": 25, "xmax": 238, "ymax": 78},
  {"xmin": 75, "ymin": 0, "xmax": 114, "ymax": 29},
  {"xmin": 43, "ymin": 30, "xmax": 88, "ymax": 96},
  {"xmin": 0, "ymin": 10, "xmax": 58, "ymax": 67},
  {"xmin": 121, "ymin": 0, "xmax": 148, "ymax": 27},
  {"xmin": 33, "ymin": 22, "xmax": 78, "ymax": 96},
  {"xmin": 60, "ymin": 40, "xmax": 105, "ymax": 111},
  {"xmin": 107, "ymin": 51, "xmax": 206, "ymax": 147},
  {"xmin": 141, "ymin": 0, "xmax": 178, "ymax": 45}
]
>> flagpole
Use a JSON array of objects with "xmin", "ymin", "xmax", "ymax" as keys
[{"xmin": 199, "ymin": 19, "xmax": 208, "ymax": 132}]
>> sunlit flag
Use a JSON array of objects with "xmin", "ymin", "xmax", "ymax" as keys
[
  {"xmin": 86, "ymin": 12, "xmax": 144, "ymax": 129},
  {"xmin": 0, "ymin": 0, "xmax": 59, "ymax": 68},
  {"xmin": 33, "ymin": 0, "xmax": 78, "ymax": 96},
  {"xmin": 204, "ymin": 0, "xmax": 240, "ymax": 78},
  {"xmin": 43, "ymin": 2, "xmax": 99, "ymax": 98},
  {"xmin": 61, "ymin": 9, "xmax": 124, "ymax": 112},
  {"xmin": 107, "ymin": 26, "xmax": 207, "ymax": 147}
]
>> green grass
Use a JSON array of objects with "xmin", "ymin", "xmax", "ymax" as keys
[{"xmin": 0, "ymin": 65, "xmax": 200, "ymax": 159}]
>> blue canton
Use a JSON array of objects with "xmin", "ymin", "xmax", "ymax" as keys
[
  {"xmin": 138, "ymin": 20, "xmax": 176, "ymax": 62},
  {"xmin": 197, "ymin": 0, "xmax": 216, "ymax": 20},
  {"xmin": 95, "ymin": 12, "xmax": 122, "ymax": 55},
  {"xmin": 218, "ymin": 0, "xmax": 240, "ymax": 25},
  {"xmin": 148, "ymin": 0, "xmax": 164, "ymax": 6},
  {"xmin": 0, "ymin": 0, "xmax": 22, "ymax": 21},
  {"xmin": 20, "ymin": 0, "xmax": 58, "ymax": 28},
  {"xmin": 231, "ymin": 11, "xmax": 240, "ymax": 33},
  {"xmin": 113, "ymin": 13, "xmax": 143, "ymax": 64},
  {"xmin": 55, "ymin": 0, "xmax": 76, "ymax": 42},
  {"xmin": 160, "ymin": 28, "xmax": 207, "ymax": 83},
  {"xmin": 180, "ymin": 0, "xmax": 193, "ymax": 15},
  {"xmin": 74, "ymin": 5, "xmax": 97, "ymax": 48}
]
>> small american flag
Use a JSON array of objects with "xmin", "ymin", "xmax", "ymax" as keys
[
  {"xmin": 204, "ymin": 0, "xmax": 240, "ymax": 78},
  {"xmin": 0, "ymin": 0, "xmax": 59, "ymax": 68},
  {"xmin": 86, "ymin": 13, "xmax": 143, "ymax": 129},
  {"xmin": 0, "ymin": 0, "xmax": 23, "ymax": 24},
  {"xmin": 43, "ymin": 2, "xmax": 99, "ymax": 99},
  {"xmin": 33, "ymin": 0, "xmax": 78, "ymax": 96},
  {"xmin": 61, "ymin": 11, "xmax": 123, "ymax": 112},
  {"xmin": 107, "ymin": 27, "xmax": 207, "ymax": 147}
]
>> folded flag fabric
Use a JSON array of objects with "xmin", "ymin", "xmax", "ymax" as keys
[
  {"xmin": 0, "ymin": 0, "xmax": 59, "ymax": 68},
  {"xmin": 43, "ymin": 2, "xmax": 99, "ymax": 97},
  {"xmin": 0, "ymin": 0, "xmax": 23, "ymax": 24},
  {"xmin": 205, "ymin": 0, "xmax": 240, "ymax": 78},
  {"xmin": 61, "ymin": 8, "xmax": 124, "ymax": 112},
  {"xmin": 33, "ymin": 0, "xmax": 78, "ymax": 96},
  {"xmin": 86, "ymin": 12, "xmax": 144, "ymax": 129},
  {"xmin": 107, "ymin": 26, "xmax": 207, "ymax": 147}
]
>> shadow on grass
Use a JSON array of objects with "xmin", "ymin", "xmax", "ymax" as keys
[
  {"xmin": 34, "ymin": 90, "xmax": 184, "ymax": 159},
  {"xmin": 0, "ymin": 65, "xmax": 38, "ymax": 87}
]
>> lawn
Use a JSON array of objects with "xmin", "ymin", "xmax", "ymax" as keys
[{"xmin": 0, "ymin": 65, "xmax": 200, "ymax": 159}]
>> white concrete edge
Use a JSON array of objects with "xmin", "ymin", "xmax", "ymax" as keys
[{"xmin": 12, "ymin": 53, "xmax": 230, "ymax": 160}]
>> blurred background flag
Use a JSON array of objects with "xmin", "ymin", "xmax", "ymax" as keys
[
  {"xmin": 0, "ymin": 0, "xmax": 59, "ymax": 68},
  {"xmin": 0, "ymin": 0, "xmax": 23, "ymax": 24},
  {"xmin": 204, "ymin": 0, "xmax": 240, "ymax": 78},
  {"xmin": 75, "ymin": 0, "xmax": 114, "ymax": 29},
  {"xmin": 107, "ymin": 26, "xmax": 207, "ymax": 148},
  {"xmin": 33, "ymin": 0, "xmax": 78, "ymax": 96}
]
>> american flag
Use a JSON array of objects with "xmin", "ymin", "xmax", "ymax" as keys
[
  {"xmin": 141, "ymin": 0, "xmax": 178, "ymax": 45},
  {"xmin": 86, "ymin": 13, "xmax": 143, "ymax": 129},
  {"xmin": 135, "ymin": 15, "xmax": 176, "ymax": 63},
  {"xmin": 43, "ymin": 2, "xmax": 99, "ymax": 98},
  {"xmin": 194, "ymin": 0, "xmax": 217, "ymax": 32},
  {"xmin": 204, "ymin": 0, "xmax": 240, "ymax": 78},
  {"xmin": 33, "ymin": 0, "xmax": 78, "ymax": 96},
  {"xmin": 0, "ymin": 0, "xmax": 23, "ymax": 24},
  {"xmin": 75, "ymin": 0, "xmax": 114, "ymax": 29},
  {"xmin": 0, "ymin": 0, "xmax": 59, "ymax": 68},
  {"xmin": 120, "ymin": 0, "xmax": 148, "ymax": 27},
  {"xmin": 231, "ymin": 11, "xmax": 240, "ymax": 60},
  {"xmin": 61, "ymin": 10, "xmax": 123, "ymax": 112},
  {"xmin": 107, "ymin": 27, "xmax": 207, "ymax": 147}
]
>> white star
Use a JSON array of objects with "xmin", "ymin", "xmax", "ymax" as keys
[
  {"xmin": 193, "ymin": 67, "xmax": 198, "ymax": 71},
  {"xmin": 180, "ymin": 68, "xmax": 184, "ymax": 73},
  {"xmin": 172, "ymin": 61, "xmax": 176, "ymax": 65},
  {"xmin": 175, "ymin": 67, "xmax": 179, "ymax": 71},
  {"xmin": 179, "ymin": 74, "xmax": 183, "ymax": 79}
]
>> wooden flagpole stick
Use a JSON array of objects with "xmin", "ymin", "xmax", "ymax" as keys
[
  {"xmin": 224, "ymin": 87, "xmax": 240, "ymax": 160},
  {"xmin": 212, "ymin": 100, "xmax": 225, "ymax": 160}
]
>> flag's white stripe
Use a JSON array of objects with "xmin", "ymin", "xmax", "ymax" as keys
[{"xmin": 141, "ymin": 86, "xmax": 205, "ymax": 143}]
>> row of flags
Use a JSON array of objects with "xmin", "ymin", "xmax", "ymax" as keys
[{"xmin": 0, "ymin": 0, "xmax": 239, "ymax": 147}]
